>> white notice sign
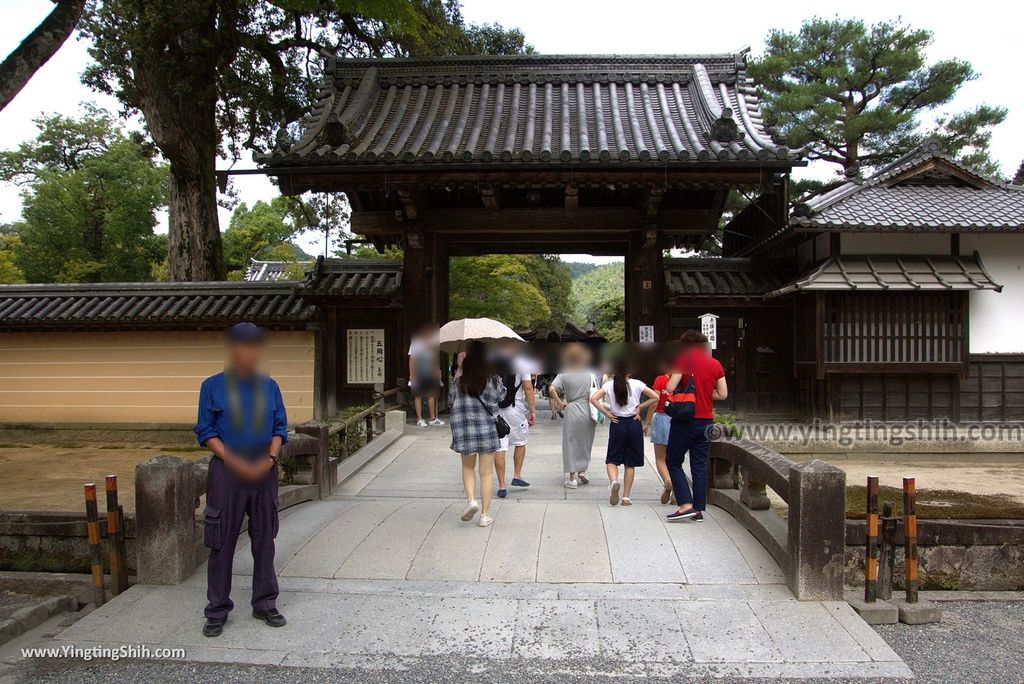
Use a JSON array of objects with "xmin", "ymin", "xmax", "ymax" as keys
[
  {"xmin": 638, "ymin": 325, "xmax": 655, "ymax": 343},
  {"xmin": 347, "ymin": 329, "xmax": 386, "ymax": 384},
  {"xmin": 699, "ymin": 313, "xmax": 719, "ymax": 350}
]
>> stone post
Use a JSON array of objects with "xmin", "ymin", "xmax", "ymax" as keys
[
  {"xmin": 384, "ymin": 409, "xmax": 407, "ymax": 434},
  {"xmin": 295, "ymin": 422, "xmax": 331, "ymax": 499},
  {"xmin": 709, "ymin": 457, "xmax": 737, "ymax": 489},
  {"xmin": 739, "ymin": 466, "xmax": 770, "ymax": 510},
  {"xmin": 134, "ymin": 455, "xmax": 205, "ymax": 585},
  {"xmin": 787, "ymin": 459, "xmax": 847, "ymax": 600}
]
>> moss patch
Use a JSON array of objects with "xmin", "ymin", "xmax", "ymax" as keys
[{"xmin": 847, "ymin": 485, "xmax": 1024, "ymax": 520}]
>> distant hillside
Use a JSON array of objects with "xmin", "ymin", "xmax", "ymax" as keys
[{"xmin": 565, "ymin": 261, "xmax": 599, "ymax": 279}]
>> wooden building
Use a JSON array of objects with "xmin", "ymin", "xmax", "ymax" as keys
[
  {"xmin": 732, "ymin": 141, "xmax": 1024, "ymax": 422},
  {"xmin": 256, "ymin": 53, "xmax": 799, "ymax": 342}
]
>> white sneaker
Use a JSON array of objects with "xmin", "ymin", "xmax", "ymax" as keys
[
  {"xmin": 429, "ymin": 418, "xmax": 445, "ymax": 426},
  {"xmin": 478, "ymin": 513, "xmax": 494, "ymax": 528},
  {"xmin": 416, "ymin": 419, "xmax": 428, "ymax": 428},
  {"xmin": 563, "ymin": 478, "xmax": 578, "ymax": 489},
  {"xmin": 460, "ymin": 500, "xmax": 480, "ymax": 521},
  {"xmin": 609, "ymin": 481, "xmax": 621, "ymax": 506}
]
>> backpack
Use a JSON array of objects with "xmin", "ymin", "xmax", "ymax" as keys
[
  {"xmin": 663, "ymin": 361, "xmax": 696, "ymax": 421},
  {"xmin": 498, "ymin": 371, "xmax": 522, "ymax": 409}
]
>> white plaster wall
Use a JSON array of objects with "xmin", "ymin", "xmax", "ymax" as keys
[
  {"xmin": 840, "ymin": 233, "xmax": 952, "ymax": 255},
  {"xmin": 961, "ymin": 234, "xmax": 1024, "ymax": 353}
]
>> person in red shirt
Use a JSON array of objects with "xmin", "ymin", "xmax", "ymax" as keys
[
  {"xmin": 664, "ymin": 330, "xmax": 727, "ymax": 522},
  {"xmin": 643, "ymin": 350, "xmax": 676, "ymax": 504}
]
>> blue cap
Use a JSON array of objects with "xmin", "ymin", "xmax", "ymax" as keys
[{"xmin": 226, "ymin": 322, "xmax": 265, "ymax": 344}]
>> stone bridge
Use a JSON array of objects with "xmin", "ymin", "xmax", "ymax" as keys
[{"xmin": 48, "ymin": 418, "xmax": 909, "ymax": 678}]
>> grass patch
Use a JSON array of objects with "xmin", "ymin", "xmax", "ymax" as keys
[{"xmin": 847, "ymin": 485, "xmax": 1024, "ymax": 520}]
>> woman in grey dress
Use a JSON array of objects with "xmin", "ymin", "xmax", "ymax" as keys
[{"xmin": 549, "ymin": 344, "xmax": 598, "ymax": 488}]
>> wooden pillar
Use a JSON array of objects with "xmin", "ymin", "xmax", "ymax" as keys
[
  {"xmin": 402, "ymin": 227, "xmax": 449, "ymax": 401},
  {"xmin": 625, "ymin": 229, "xmax": 668, "ymax": 342}
]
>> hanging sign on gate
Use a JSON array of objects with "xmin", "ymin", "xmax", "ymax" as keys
[{"xmin": 699, "ymin": 313, "xmax": 719, "ymax": 350}]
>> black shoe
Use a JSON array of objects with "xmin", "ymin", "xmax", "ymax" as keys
[
  {"xmin": 693, "ymin": 512, "xmax": 704, "ymax": 522},
  {"xmin": 666, "ymin": 508, "xmax": 698, "ymax": 522},
  {"xmin": 203, "ymin": 618, "xmax": 225, "ymax": 637},
  {"xmin": 253, "ymin": 608, "xmax": 287, "ymax": 627}
]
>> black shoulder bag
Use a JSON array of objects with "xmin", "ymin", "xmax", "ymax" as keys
[{"xmin": 476, "ymin": 396, "xmax": 511, "ymax": 438}]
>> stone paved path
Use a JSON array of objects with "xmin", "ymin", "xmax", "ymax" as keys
[{"xmin": 42, "ymin": 418, "xmax": 910, "ymax": 678}]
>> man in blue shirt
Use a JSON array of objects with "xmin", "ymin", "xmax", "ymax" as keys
[{"xmin": 194, "ymin": 322, "xmax": 289, "ymax": 637}]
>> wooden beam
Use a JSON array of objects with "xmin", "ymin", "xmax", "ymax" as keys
[
  {"xmin": 352, "ymin": 207, "xmax": 715, "ymax": 235},
  {"xmin": 275, "ymin": 166, "xmax": 782, "ymax": 195},
  {"xmin": 480, "ymin": 185, "xmax": 500, "ymax": 210},
  {"xmin": 564, "ymin": 184, "xmax": 579, "ymax": 211}
]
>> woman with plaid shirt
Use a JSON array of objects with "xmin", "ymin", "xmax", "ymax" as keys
[{"xmin": 449, "ymin": 341, "xmax": 506, "ymax": 528}]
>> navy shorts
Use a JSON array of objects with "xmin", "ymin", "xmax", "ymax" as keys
[{"xmin": 606, "ymin": 417, "xmax": 645, "ymax": 467}]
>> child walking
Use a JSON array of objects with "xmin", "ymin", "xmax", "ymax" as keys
[{"xmin": 590, "ymin": 360, "xmax": 659, "ymax": 507}]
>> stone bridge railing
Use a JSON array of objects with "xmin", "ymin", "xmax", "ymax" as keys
[
  {"xmin": 134, "ymin": 422, "xmax": 332, "ymax": 585},
  {"xmin": 708, "ymin": 438, "xmax": 846, "ymax": 600}
]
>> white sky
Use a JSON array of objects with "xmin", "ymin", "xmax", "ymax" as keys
[{"xmin": 1, "ymin": 0, "xmax": 1021, "ymax": 263}]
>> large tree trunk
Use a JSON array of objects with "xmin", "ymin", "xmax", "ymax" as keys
[
  {"xmin": 0, "ymin": 0, "xmax": 86, "ymax": 112},
  {"xmin": 166, "ymin": 153, "xmax": 223, "ymax": 281},
  {"xmin": 130, "ymin": 2, "xmax": 227, "ymax": 281}
]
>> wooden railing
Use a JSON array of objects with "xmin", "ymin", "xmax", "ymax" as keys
[
  {"xmin": 326, "ymin": 386, "xmax": 404, "ymax": 449},
  {"xmin": 708, "ymin": 438, "xmax": 847, "ymax": 600}
]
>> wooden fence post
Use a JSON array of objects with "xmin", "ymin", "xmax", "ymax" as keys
[{"xmin": 84, "ymin": 484, "xmax": 106, "ymax": 606}]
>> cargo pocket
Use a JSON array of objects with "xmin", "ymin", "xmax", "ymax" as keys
[
  {"xmin": 203, "ymin": 506, "xmax": 223, "ymax": 550},
  {"xmin": 271, "ymin": 505, "xmax": 279, "ymax": 539}
]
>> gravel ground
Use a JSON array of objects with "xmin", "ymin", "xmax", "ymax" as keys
[{"xmin": 6, "ymin": 602, "xmax": 1024, "ymax": 684}]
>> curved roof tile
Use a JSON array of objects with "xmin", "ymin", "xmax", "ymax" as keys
[{"xmin": 258, "ymin": 54, "xmax": 799, "ymax": 168}]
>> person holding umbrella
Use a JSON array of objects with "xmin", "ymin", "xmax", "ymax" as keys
[{"xmin": 440, "ymin": 318, "xmax": 524, "ymax": 528}]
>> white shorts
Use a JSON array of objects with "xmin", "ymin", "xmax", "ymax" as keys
[{"xmin": 498, "ymin": 410, "xmax": 529, "ymax": 451}]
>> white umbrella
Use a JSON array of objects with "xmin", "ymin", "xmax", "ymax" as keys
[{"xmin": 438, "ymin": 317, "xmax": 525, "ymax": 353}]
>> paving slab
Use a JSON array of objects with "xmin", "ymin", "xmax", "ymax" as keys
[
  {"xmin": 535, "ymin": 504, "xmax": 612, "ymax": 583},
  {"xmin": 749, "ymin": 599, "xmax": 870, "ymax": 663},
  {"xmin": 280, "ymin": 498, "xmax": 409, "ymax": 578},
  {"xmin": 512, "ymin": 599, "xmax": 600, "ymax": 659},
  {"xmin": 406, "ymin": 501, "xmax": 500, "ymax": 581},
  {"xmin": 478, "ymin": 501, "xmax": 546, "ymax": 582},
  {"xmin": 334, "ymin": 499, "xmax": 449, "ymax": 579},
  {"xmin": 673, "ymin": 599, "xmax": 781, "ymax": 663},
  {"xmin": 600, "ymin": 503, "xmax": 686, "ymax": 583},
  {"xmin": 596, "ymin": 599, "xmax": 690, "ymax": 662},
  {"xmin": 662, "ymin": 509, "xmax": 758, "ymax": 584}
]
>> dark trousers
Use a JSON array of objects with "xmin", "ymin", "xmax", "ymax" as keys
[
  {"xmin": 203, "ymin": 457, "xmax": 279, "ymax": 620},
  {"xmin": 666, "ymin": 418, "xmax": 713, "ymax": 511}
]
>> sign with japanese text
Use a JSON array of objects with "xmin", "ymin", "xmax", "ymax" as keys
[
  {"xmin": 699, "ymin": 313, "xmax": 719, "ymax": 350},
  {"xmin": 346, "ymin": 329, "xmax": 386, "ymax": 384}
]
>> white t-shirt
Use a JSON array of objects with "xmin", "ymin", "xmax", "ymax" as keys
[{"xmin": 601, "ymin": 378, "xmax": 648, "ymax": 417}]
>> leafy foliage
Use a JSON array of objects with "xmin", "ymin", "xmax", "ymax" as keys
[
  {"xmin": 572, "ymin": 262, "xmax": 624, "ymax": 341},
  {"xmin": 0, "ymin": 107, "xmax": 168, "ymax": 283},
  {"xmin": 223, "ymin": 198, "xmax": 313, "ymax": 279},
  {"xmin": 448, "ymin": 255, "xmax": 550, "ymax": 331},
  {"xmin": 0, "ymin": 225, "xmax": 25, "ymax": 284},
  {"xmin": 748, "ymin": 17, "xmax": 1007, "ymax": 176}
]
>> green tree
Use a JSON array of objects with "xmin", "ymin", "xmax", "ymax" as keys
[
  {"xmin": 572, "ymin": 262, "xmax": 624, "ymax": 329},
  {"xmin": 449, "ymin": 255, "xmax": 550, "ymax": 331},
  {"xmin": 521, "ymin": 255, "xmax": 574, "ymax": 335},
  {"xmin": 0, "ymin": 107, "xmax": 168, "ymax": 283},
  {"xmin": 748, "ymin": 18, "xmax": 1007, "ymax": 176},
  {"xmin": 0, "ymin": 225, "xmax": 25, "ymax": 284},
  {"xmin": 223, "ymin": 198, "xmax": 312, "ymax": 279},
  {"xmin": 590, "ymin": 296, "xmax": 625, "ymax": 343},
  {"xmin": 82, "ymin": 1, "xmax": 530, "ymax": 281}
]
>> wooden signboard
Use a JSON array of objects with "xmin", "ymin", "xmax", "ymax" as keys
[{"xmin": 346, "ymin": 329, "xmax": 386, "ymax": 384}]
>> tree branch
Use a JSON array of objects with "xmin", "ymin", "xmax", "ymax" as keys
[{"xmin": 0, "ymin": 0, "xmax": 86, "ymax": 111}]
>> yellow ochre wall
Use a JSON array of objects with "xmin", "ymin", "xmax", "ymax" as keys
[{"xmin": 0, "ymin": 330, "xmax": 315, "ymax": 425}]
